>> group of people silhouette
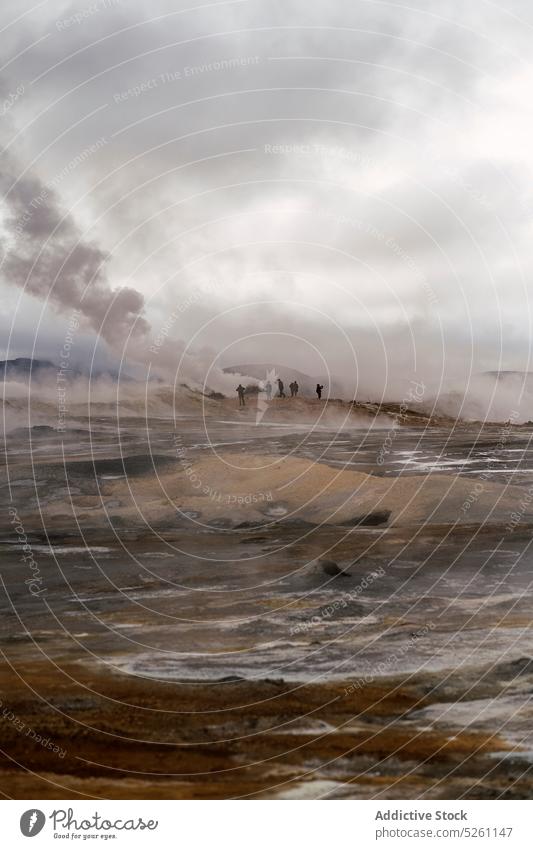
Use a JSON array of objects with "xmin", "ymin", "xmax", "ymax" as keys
[
  {"xmin": 274, "ymin": 378, "xmax": 299, "ymax": 398},
  {"xmin": 236, "ymin": 379, "xmax": 325, "ymax": 406}
]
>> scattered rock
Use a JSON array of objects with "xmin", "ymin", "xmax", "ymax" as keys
[
  {"xmin": 234, "ymin": 520, "xmax": 268, "ymax": 529},
  {"xmin": 495, "ymin": 657, "xmax": 533, "ymax": 679},
  {"xmin": 318, "ymin": 559, "xmax": 351, "ymax": 577},
  {"xmin": 342, "ymin": 510, "xmax": 391, "ymax": 527},
  {"xmin": 216, "ymin": 675, "xmax": 245, "ymax": 683}
]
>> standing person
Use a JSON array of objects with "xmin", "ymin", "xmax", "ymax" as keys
[
  {"xmin": 265, "ymin": 380, "xmax": 272, "ymax": 401},
  {"xmin": 289, "ymin": 381, "xmax": 295, "ymax": 397},
  {"xmin": 277, "ymin": 378, "xmax": 285, "ymax": 398},
  {"xmin": 293, "ymin": 381, "xmax": 299, "ymax": 397},
  {"xmin": 236, "ymin": 384, "xmax": 246, "ymax": 406},
  {"xmin": 316, "ymin": 383, "xmax": 324, "ymax": 400}
]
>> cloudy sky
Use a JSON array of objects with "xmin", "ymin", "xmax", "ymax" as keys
[{"xmin": 1, "ymin": 0, "xmax": 532, "ymax": 397}]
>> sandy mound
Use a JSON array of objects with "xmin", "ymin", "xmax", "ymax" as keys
[{"xmin": 57, "ymin": 452, "xmax": 531, "ymax": 529}]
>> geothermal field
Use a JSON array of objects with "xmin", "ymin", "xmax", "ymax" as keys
[
  {"xmin": 1, "ymin": 383, "xmax": 533, "ymax": 799},
  {"xmin": 2, "ymin": 0, "xmax": 533, "ymax": 835}
]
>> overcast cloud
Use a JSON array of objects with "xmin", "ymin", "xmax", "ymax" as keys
[{"xmin": 1, "ymin": 0, "xmax": 533, "ymax": 403}]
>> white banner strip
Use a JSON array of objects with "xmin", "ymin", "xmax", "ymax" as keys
[{"xmin": 3, "ymin": 800, "xmax": 529, "ymax": 848}]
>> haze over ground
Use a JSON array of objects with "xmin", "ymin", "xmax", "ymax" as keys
[{"xmin": 1, "ymin": 0, "xmax": 533, "ymax": 419}]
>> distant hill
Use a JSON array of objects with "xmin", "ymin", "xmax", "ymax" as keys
[
  {"xmin": 0, "ymin": 358, "xmax": 59, "ymax": 380},
  {"xmin": 0, "ymin": 358, "xmax": 133, "ymax": 382}
]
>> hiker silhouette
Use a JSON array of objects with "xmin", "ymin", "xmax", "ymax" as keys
[
  {"xmin": 316, "ymin": 383, "xmax": 324, "ymax": 400},
  {"xmin": 236, "ymin": 384, "xmax": 246, "ymax": 406}
]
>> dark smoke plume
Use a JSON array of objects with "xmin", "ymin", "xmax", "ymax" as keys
[{"xmin": 0, "ymin": 154, "xmax": 150, "ymax": 344}]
